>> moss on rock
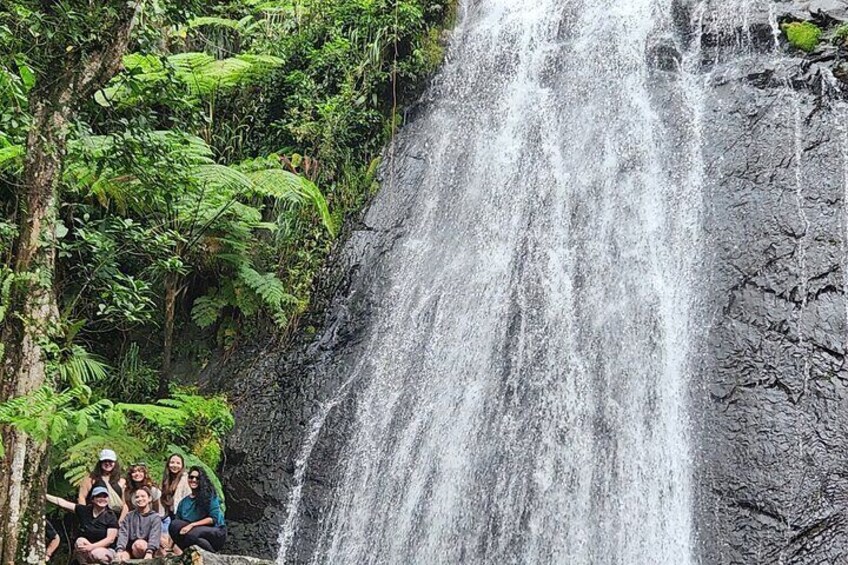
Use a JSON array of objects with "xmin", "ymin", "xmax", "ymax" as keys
[{"xmin": 782, "ymin": 21, "xmax": 822, "ymax": 52}]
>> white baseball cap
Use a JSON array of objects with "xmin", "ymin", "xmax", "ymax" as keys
[{"xmin": 99, "ymin": 449, "xmax": 117, "ymax": 462}]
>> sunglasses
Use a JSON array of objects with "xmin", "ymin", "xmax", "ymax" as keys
[{"xmin": 188, "ymin": 475, "xmax": 200, "ymax": 480}]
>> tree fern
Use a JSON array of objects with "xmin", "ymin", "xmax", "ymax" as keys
[
  {"xmin": 246, "ymin": 168, "xmax": 334, "ymax": 235},
  {"xmin": 0, "ymin": 386, "xmax": 109, "ymax": 457},
  {"xmin": 159, "ymin": 390, "xmax": 234, "ymax": 436},
  {"xmin": 59, "ymin": 426, "xmax": 148, "ymax": 487},
  {"xmin": 96, "ymin": 52, "xmax": 284, "ymax": 106},
  {"xmin": 113, "ymin": 403, "xmax": 189, "ymax": 434}
]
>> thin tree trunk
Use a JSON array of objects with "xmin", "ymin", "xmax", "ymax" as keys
[
  {"xmin": 0, "ymin": 5, "xmax": 140, "ymax": 562},
  {"xmin": 159, "ymin": 273, "xmax": 178, "ymax": 398}
]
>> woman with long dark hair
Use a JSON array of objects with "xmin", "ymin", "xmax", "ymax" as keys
[
  {"xmin": 77, "ymin": 448, "xmax": 127, "ymax": 515},
  {"xmin": 159, "ymin": 453, "xmax": 190, "ymax": 554},
  {"xmin": 168, "ymin": 466, "xmax": 226, "ymax": 553}
]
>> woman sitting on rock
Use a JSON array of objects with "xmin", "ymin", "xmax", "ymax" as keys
[
  {"xmin": 168, "ymin": 466, "xmax": 226, "ymax": 553},
  {"xmin": 47, "ymin": 486, "xmax": 118, "ymax": 564},
  {"xmin": 122, "ymin": 462, "xmax": 162, "ymax": 520},
  {"xmin": 115, "ymin": 487, "xmax": 161, "ymax": 562},
  {"xmin": 78, "ymin": 449, "xmax": 127, "ymax": 515},
  {"xmin": 159, "ymin": 453, "xmax": 190, "ymax": 553}
]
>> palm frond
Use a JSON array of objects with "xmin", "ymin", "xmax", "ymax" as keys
[{"xmin": 52, "ymin": 345, "xmax": 110, "ymax": 388}]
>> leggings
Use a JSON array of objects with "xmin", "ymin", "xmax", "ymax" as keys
[{"xmin": 169, "ymin": 519, "xmax": 227, "ymax": 553}]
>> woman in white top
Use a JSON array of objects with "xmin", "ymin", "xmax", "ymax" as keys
[
  {"xmin": 77, "ymin": 448, "xmax": 127, "ymax": 516},
  {"xmin": 159, "ymin": 453, "xmax": 190, "ymax": 555}
]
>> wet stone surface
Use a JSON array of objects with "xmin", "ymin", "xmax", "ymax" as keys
[
  {"xmin": 206, "ymin": 117, "xmax": 434, "ymax": 560},
  {"xmin": 696, "ymin": 16, "xmax": 848, "ymax": 564}
]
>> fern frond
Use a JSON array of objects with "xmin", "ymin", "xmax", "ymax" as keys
[
  {"xmin": 0, "ymin": 144, "xmax": 23, "ymax": 171},
  {"xmin": 191, "ymin": 294, "xmax": 226, "ymax": 328},
  {"xmin": 237, "ymin": 266, "xmax": 297, "ymax": 315},
  {"xmin": 244, "ymin": 169, "xmax": 334, "ymax": 235},
  {"xmin": 187, "ymin": 16, "xmax": 248, "ymax": 31},
  {"xmin": 60, "ymin": 428, "xmax": 147, "ymax": 486},
  {"xmin": 114, "ymin": 403, "xmax": 189, "ymax": 432}
]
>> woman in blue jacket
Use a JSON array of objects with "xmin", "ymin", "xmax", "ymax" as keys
[{"xmin": 168, "ymin": 466, "xmax": 226, "ymax": 553}]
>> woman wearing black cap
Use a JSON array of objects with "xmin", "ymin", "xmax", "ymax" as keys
[{"xmin": 48, "ymin": 486, "xmax": 118, "ymax": 564}]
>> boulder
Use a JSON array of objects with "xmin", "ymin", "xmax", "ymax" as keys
[{"xmin": 809, "ymin": 0, "xmax": 848, "ymax": 20}]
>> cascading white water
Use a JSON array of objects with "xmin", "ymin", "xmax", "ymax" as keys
[{"xmin": 280, "ymin": 0, "xmax": 705, "ymax": 562}]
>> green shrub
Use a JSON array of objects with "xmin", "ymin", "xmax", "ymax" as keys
[{"xmin": 782, "ymin": 21, "xmax": 822, "ymax": 52}]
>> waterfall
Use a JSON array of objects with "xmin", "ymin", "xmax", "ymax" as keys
[{"xmin": 280, "ymin": 0, "xmax": 705, "ymax": 562}]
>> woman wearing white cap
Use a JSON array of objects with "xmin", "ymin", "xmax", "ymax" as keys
[
  {"xmin": 78, "ymin": 449, "xmax": 127, "ymax": 515},
  {"xmin": 47, "ymin": 486, "xmax": 118, "ymax": 563}
]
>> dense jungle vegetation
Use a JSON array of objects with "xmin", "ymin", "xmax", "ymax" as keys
[{"xmin": 0, "ymin": 0, "xmax": 454, "ymax": 560}]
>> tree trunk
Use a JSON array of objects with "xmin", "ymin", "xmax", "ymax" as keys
[
  {"xmin": 0, "ymin": 95, "xmax": 68, "ymax": 565},
  {"xmin": 0, "ymin": 5, "xmax": 140, "ymax": 562},
  {"xmin": 159, "ymin": 273, "xmax": 179, "ymax": 398}
]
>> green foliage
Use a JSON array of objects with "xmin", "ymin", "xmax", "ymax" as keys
[
  {"xmin": 0, "ymin": 0, "xmax": 455, "ymax": 522},
  {"xmin": 50, "ymin": 344, "xmax": 109, "ymax": 390},
  {"xmin": 165, "ymin": 443, "xmax": 226, "ymax": 504},
  {"xmin": 782, "ymin": 21, "xmax": 822, "ymax": 52},
  {"xmin": 96, "ymin": 343, "xmax": 159, "ymax": 403},
  {"xmin": 0, "ymin": 378, "xmax": 234, "ymax": 495},
  {"xmin": 0, "ymin": 386, "xmax": 111, "ymax": 457},
  {"xmin": 96, "ymin": 51, "xmax": 284, "ymax": 107},
  {"xmin": 834, "ymin": 23, "xmax": 848, "ymax": 43}
]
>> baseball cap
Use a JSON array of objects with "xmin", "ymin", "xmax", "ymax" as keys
[
  {"xmin": 91, "ymin": 486, "xmax": 109, "ymax": 497},
  {"xmin": 99, "ymin": 449, "xmax": 117, "ymax": 462}
]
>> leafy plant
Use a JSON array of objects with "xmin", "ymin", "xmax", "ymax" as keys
[{"xmin": 95, "ymin": 52, "xmax": 285, "ymax": 107}]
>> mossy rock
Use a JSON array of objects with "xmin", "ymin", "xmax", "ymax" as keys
[{"xmin": 782, "ymin": 21, "xmax": 823, "ymax": 52}]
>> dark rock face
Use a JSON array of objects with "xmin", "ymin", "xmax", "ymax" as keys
[
  {"xmin": 207, "ymin": 117, "xmax": 434, "ymax": 560},
  {"xmin": 694, "ymin": 9, "xmax": 848, "ymax": 564}
]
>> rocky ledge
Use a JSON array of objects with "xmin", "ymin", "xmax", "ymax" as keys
[{"xmin": 122, "ymin": 547, "xmax": 274, "ymax": 564}]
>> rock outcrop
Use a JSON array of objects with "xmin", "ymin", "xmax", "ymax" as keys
[{"xmin": 694, "ymin": 1, "xmax": 848, "ymax": 563}]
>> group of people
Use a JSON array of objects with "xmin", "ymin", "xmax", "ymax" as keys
[{"xmin": 46, "ymin": 449, "xmax": 227, "ymax": 563}]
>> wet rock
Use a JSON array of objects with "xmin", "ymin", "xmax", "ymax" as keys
[
  {"xmin": 204, "ymin": 119, "xmax": 433, "ymax": 560},
  {"xmin": 809, "ymin": 0, "xmax": 848, "ymax": 21},
  {"xmin": 208, "ymin": 5, "xmax": 848, "ymax": 565},
  {"xmin": 696, "ymin": 44, "xmax": 848, "ymax": 564},
  {"xmin": 190, "ymin": 547, "xmax": 275, "ymax": 564},
  {"xmin": 122, "ymin": 547, "xmax": 274, "ymax": 564}
]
